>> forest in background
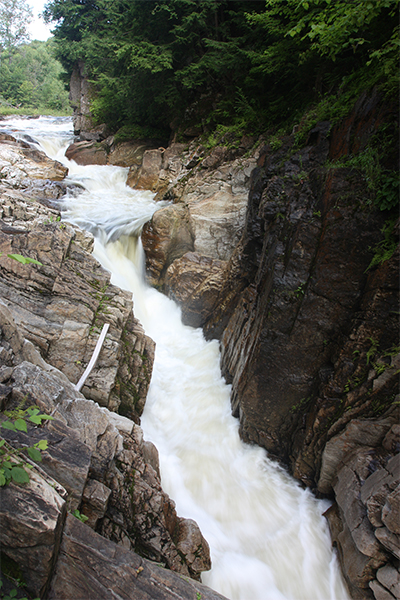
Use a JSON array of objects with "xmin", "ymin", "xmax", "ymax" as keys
[
  {"xmin": 43, "ymin": 0, "xmax": 398, "ymax": 140},
  {"xmin": 0, "ymin": 39, "xmax": 70, "ymax": 113}
]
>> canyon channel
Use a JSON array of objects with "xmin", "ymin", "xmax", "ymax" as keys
[{"xmin": 4, "ymin": 115, "xmax": 350, "ymax": 600}]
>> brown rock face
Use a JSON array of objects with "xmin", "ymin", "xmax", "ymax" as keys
[
  {"xmin": 141, "ymin": 203, "xmax": 194, "ymax": 287},
  {"xmin": 187, "ymin": 90, "xmax": 398, "ymax": 600},
  {"xmin": 0, "ymin": 137, "xmax": 68, "ymax": 182},
  {"xmin": 165, "ymin": 251, "xmax": 227, "ymax": 328},
  {"xmin": 65, "ymin": 140, "xmax": 107, "ymax": 165},
  {"xmin": 0, "ymin": 204, "xmax": 212, "ymax": 594},
  {"xmin": 48, "ymin": 514, "xmax": 226, "ymax": 600},
  {"xmin": 69, "ymin": 60, "xmax": 95, "ymax": 137},
  {"xmin": 213, "ymin": 94, "xmax": 398, "ymax": 480},
  {"xmin": 0, "ymin": 194, "xmax": 154, "ymax": 420}
]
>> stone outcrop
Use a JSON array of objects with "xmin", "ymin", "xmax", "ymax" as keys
[
  {"xmin": 48, "ymin": 514, "xmax": 225, "ymax": 600},
  {"xmin": 126, "ymin": 90, "xmax": 399, "ymax": 599},
  {"xmin": 0, "ymin": 140, "xmax": 213, "ymax": 598},
  {"xmin": 64, "ymin": 137, "xmax": 159, "ymax": 168},
  {"xmin": 0, "ymin": 135, "xmax": 68, "ymax": 183},
  {"xmin": 69, "ymin": 60, "xmax": 97, "ymax": 138},
  {"xmin": 321, "ymin": 421, "xmax": 399, "ymax": 599},
  {"xmin": 0, "ymin": 302, "xmax": 212, "ymax": 593},
  {"xmin": 140, "ymin": 137, "xmax": 258, "ymax": 301},
  {"xmin": 0, "ymin": 193, "xmax": 154, "ymax": 421}
]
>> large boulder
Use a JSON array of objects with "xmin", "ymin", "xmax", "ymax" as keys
[
  {"xmin": 0, "ymin": 137, "xmax": 68, "ymax": 183},
  {"xmin": 140, "ymin": 139, "xmax": 258, "ymax": 308},
  {"xmin": 48, "ymin": 514, "xmax": 226, "ymax": 600}
]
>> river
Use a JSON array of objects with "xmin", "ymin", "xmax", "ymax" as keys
[{"xmin": 2, "ymin": 116, "xmax": 350, "ymax": 600}]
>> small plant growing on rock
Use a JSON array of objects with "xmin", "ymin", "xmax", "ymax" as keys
[
  {"xmin": 0, "ymin": 406, "xmax": 53, "ymax": 487},
  {"xmin": 71, "ymin": 509, "xmax": 88, "ymax": 523},
  {"xmin": 0, "ymin": 253, "xmax": 41, "ymax": 266}
]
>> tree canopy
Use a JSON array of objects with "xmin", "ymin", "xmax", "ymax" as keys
[
  {"xmin": 0, "ymin": 0, "xmax": 33, "ymax": 62},
  {"xmin": 0, "ymin": 39, "xmax": 70, "ymax": 111},
  {"xmin": 43, "ymin": 0, "xmax": 399, "ymax": 136}
]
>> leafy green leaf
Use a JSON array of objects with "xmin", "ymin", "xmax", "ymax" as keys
[
  {"xmin": 28, "ymin": 415, "xmax": 43, "ymax": 425},
  {"xmin": 0, "ymin": 469, "xmax": 6, "ymax": 486},
  {"xmin": 72, "ymin": 509, "xmax": 89, "ymax": 523},
  {"xmin": 37, "ymin": 439, "xmax": 48, "ymax": 450},
  {"xmin": 14, "ymin": 418, "xmax": 28, "ymax": 432},
  {"xmin": 27, "ymin": 408, "xmax": 40, "ymax": 417},
  {"xmin": 11, "ymin": 466, "xmax": 30, "ymax": 484},
  {"xmin": 27, "ymin": 447, "xmax": 42, "ymax": 462},
  {"xmin": 1, "ymin": 421, "xmax": 16, "ymax": 431},
  {"xmin": 7, "ymin": 254, "xmax": 42, "ymax": 266},
  {"xmin": 0, "ymin": 439, "xmax": 5, "ymax": 447}
]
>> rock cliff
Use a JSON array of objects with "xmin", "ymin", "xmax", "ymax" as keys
[
  {"xmin": 0, "ymin": 134, "xmax": 217, "ymax": 599},
  {"xmin": 119, "ymin": 90, "xmax": 399, "ymax": 600}
]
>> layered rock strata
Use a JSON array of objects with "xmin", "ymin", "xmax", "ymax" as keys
[
  {"xmin": 0, "ymin": 303, "xmax": 213, "ymax": 595},
  {"xmin": 0, "ymin": 192, "xmax": 153, "ymax": 421},
  {"xmin": 141, "ymin": 138, "xmax": 257, "ymax": 291},
  {"xmin": 109, "ymin": 90, "xmax": 399, "ymax": 600},
  {"xmin": 0, "ymin": 134, "xmax": 214, "ymax": 598}
]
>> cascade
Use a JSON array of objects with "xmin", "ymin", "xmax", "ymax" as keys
[{"xmin": 2, "ymin": 116, "xmax": 350, "ymax": 600}]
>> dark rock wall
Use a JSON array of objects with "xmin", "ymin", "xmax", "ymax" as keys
[
  {"xmin": 190, "ymin": 90, "xmax": 399, "ymax": 600},
  {"xmin": 201, "ymin": 92, "xmax": 399, "ymax": 485}
]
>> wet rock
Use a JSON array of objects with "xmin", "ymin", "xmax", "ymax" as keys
[
  {"xmin": 0, "ymin": 194, "xmax": 154, "ymax": 419},
  {"xmin": 0, "ymin": 140, "xmax": 68, "ymax": 183},
  {"xmin": 139, "ymin": 139, "xmax": 257, "ymax": 329},
  {"xmin": 174, "ymin": 518, "xmax": 211, "ymax": 574},
  {"xmin": 0, "ymin": 279, "xmax": 212, "ymax": 584},
  {"xmin": 65, "ymin": 140, "xmax": 107, "ymax": 165},
  {"xmin": 165, "ymin": 251, "xmax": 227, "ymax": 328},
  {"xmin": 142, "ymin": 203, "xmax": 194, "ymax": 286},
  {"xmin": 0, "ymin": 467, "xmax": 67, "ymax": 598},
  {"xmin": 48, "ymin": 514, "xmax": 227, "ymax": 600}
]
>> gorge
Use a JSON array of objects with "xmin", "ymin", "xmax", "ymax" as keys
[
  {"xmin": 3, "ymin": 81, "xmax": 398, "ymax": 600},
  {"xmin": 0, "ymin": 115, "xmax": 350, "ymax": 600}
]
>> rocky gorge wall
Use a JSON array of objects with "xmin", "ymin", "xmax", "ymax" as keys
[
  {"xmin": 94, "ymin": 91, "xmax": 397, "ymax": 600},
  {"xmin": 42, "ymin": 79, "xmax": 399, "ymax": 599},
  {"xmin": 0, "ymin": 131, "xmax": 224, "ymax": 600}
]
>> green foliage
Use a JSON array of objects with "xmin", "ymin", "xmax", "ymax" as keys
[
  {"xmin": 0, "ymin": 576, "xmax": 39, "ymax": 600},
  {"xmin": 43, "ymin": 0, "xmax": 399, "ymax": 136},
  {"xmin": 0, "ymin": 0, "xmax": 32, "ymax": 58},
  {"xmin": 0, "ymin": 39, "xmax": 70, "ymax": 112},
  {"xmin": 366, "ymin": 218, "xmax": 398, "ymax": 271},
  {"xmin": 0, "ymin": 252, "xmax": 42, "ymax": 266},
  {"xmin": 0, "ymin": 406, "xmax": 53, "ymax": 487},
  {"xmin": 71, "ymin": 509, "xmax": 88, "ymax": 523}
]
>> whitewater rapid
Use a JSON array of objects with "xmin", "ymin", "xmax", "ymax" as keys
[{"xmin": 1, "ymin": 116, "xmax": 350, "ymax": 600}]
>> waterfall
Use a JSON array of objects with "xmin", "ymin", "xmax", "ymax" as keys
[{"xmin": 1, "ymin": 116, "xmax": 350, "ymax": 600}]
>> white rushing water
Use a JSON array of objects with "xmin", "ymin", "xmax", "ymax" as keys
[{"xmin": 2, "ymin": 116, "xmax": 350, "ymax": 600}]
